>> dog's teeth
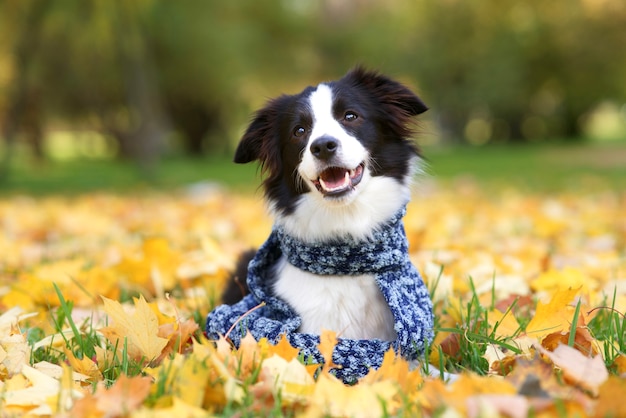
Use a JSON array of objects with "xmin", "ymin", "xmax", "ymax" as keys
[{"xmin": 318, "ymin": 171, "xmax": 351, "ymax": 192}]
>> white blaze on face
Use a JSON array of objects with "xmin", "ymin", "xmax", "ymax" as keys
[
  {"xmin": 276, "ymin": 83, "xmax": 412, "ymax": 242},
  {"xmin": 298, "ymin": 84, "xmax": 368, "ymax": 183}
]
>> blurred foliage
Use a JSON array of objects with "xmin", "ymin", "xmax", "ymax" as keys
[{"xmin": 0, "ymin": 0, "xmax": 625, "ymax": 172}]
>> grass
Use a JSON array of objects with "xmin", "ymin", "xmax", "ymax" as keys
[
  {"xmin": 4, "ymin": 139, "xmax": 625, "ymax": 415},
  {"xmin": 422, "ymin": 141, "xmax": 626, "ymax": 191},
  {"xmin": 0, "ymin": 140, "xmax": 625, "ymax": 195}
]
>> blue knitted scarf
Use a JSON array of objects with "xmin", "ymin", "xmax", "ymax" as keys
[{"xmin": 206, "ymin": 207, "xmax": 434, "ymax": 383}]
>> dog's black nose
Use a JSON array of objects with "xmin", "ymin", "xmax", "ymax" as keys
[{"xmin": 310, "ymin": 136, "xmax": 339, "ymax": 160}]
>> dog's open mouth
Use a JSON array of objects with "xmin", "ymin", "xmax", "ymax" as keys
[{"xmin": 312, "ymin": 162, "xmax": 365, "ymax": 196}]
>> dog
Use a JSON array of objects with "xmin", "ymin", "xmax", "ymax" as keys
[{"xmin": 208, "ymin": 67, "xmax": 433, "ymax": 381}]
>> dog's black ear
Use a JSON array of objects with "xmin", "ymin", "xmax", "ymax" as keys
[
  {"xmin": 234, "ymin": 95, "xmax": 291, "ymax": 164},
  {"xmin": 345, "ymin": 66, "xmax": 428, "ymax": 116},
  {"xmin": 234, "ymin": 110, "xmax": 270, "ymax": 164}
]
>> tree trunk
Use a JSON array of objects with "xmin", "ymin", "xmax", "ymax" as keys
[
  {"xmin": 111, "ymin": 1, "xmax": 170, "ymax": 173},
  {"xmin": 0, "ymin": 0, "xmax": 51, "ymax": 180}
]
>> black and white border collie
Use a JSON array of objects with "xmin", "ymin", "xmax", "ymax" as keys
[{"xmin": 223, "ymin": 67, "xmax": 428, "ymax": 341}]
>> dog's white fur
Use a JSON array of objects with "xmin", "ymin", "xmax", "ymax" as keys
[{"xmin": 271, "ymin": 84, "xmax": 412, "ymax": 341}]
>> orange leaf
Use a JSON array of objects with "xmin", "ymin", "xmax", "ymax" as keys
[
  {"xmin": 318, "ymin": 330, "xmax": 339, "ymax": 373},
  {"xmin": 64, "ymin": 348, "xmax": 103, "ymax": 382},
  {"xmin": 361, "ymin": 348, "xmax": 423, "ymax": 390},
  {"xmin": 541, "ymin": 327, "xmax": 598, "ymax": 357},
  {"xmin": 157, "ymin": 318, "xmax": 199, "ymax": 362},
  {"xmin": 267, "ymin": 333, "xmax": 300, "ymax": 362},
  {"xmin": 611, "ymin": 354, "xmax": 626, "ymax": 375}
]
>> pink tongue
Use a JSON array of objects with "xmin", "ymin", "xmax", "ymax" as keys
[{"xmin": 321, "ymin": 167, "xmax": 348, "ymax": 188}]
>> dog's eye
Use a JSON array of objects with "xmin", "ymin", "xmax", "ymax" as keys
[
  {"xmin": 293, "ymin": 126, "xmax": 306, "ymax": 138},
  {"xmin": 344, "ymin": 112, "xmax": 358, "ymax": 122}
]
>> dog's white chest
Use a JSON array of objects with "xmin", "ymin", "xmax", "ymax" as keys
[{"xmin": 273, "ymin": 257, "xmax": 397, "ymax": 341}]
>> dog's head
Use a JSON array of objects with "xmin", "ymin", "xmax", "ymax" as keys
[{"xmin": 234, "ymin": 67, "xmax": 427, "ymax": 220}]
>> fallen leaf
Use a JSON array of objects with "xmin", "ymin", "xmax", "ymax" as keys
[
  {"xmin": 535, "ymin": 343, "xmax": 609, "ymax": 396},
  {"xmin": 361, "ymin": 348, "xmax": 423, "ymax": 390},
  {"xmin": 487, "ymin": 308, "xmax": 522, "ymax": 338},
  {"xmin": 0, "ymin": 325, "xmax": 30, "ymax": 377},
  {"xmin": 525, "ymin": 287, "xmax": 582, "ymax": 340},
  {"xmin": 0, "ymin": 364, "xmax": 82, "ymax": 415},
  {"xmin": 132, "ymin": 396, "xmax": 209, "ymax": 418},
  {"xmin": 64, "ymin": 348, "xmax": 103, "ymax": 382},
  {"xmin": 72, "ymin": 374, "xmax": 152, "ymax": 417},
  {"xmin": 100, "ymin": 295, "xmax": 169, "ymax": 363},
  {"xmin": 466, "ymin": 394, "xmax": 529, "ymax": 418},
  {"xmin": 260, "ymin": 354, "xmax": 315, "ymax": 405},
  {"xmin": 309, "ymin": 373, "xmax": 398, "ymax": 418},
  {"xmin": 266, "ymin": 333, "xmax": 300, "ymax": 362},
  {"xmin": 594, "ymin": 376, "xmax": 626, "ymax": 418},
  {"xmin": 318, "ymin": 329, "xmax": 339, "ymax": 373},
  {"xmin": 541, "ymin": 327, "xmax": 599, "ymax": 357}
]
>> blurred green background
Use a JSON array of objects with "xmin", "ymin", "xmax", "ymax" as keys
[{"xmin": 0, "ymin": 0, "xmax": 625, "ymax": 193}]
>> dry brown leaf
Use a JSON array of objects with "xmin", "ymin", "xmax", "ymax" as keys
[{"xmin": 541, "ymin": 327, "xmax": 598, "ymax": 357}]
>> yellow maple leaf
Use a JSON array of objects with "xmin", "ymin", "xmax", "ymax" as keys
[
  {"xmin": 487, "ymin": 308, "xmax": 522, "ymax": 339},
  {"xmin": 525, "ymin": 287, "xmax": 582, "ymax": 340},
  {"xmin": 100, "ymin": 295, "xmax": 169, "ymax": 363},
  {"xmin": 360, "ymin": 348, "xmax": 423, "ymax": 392},
  {"xmin": 152, "ymin": 353, "xmax": 212, "ymax": 408},
  {"xmin": 531, "ymin": 267, "xmax": 595, "ymax": 294},
  {"xmin": 260, "ymin": 354, "xmax": 315, "ymax": 405},
  {"xmin": 309, "ymin": 373, "xmax": 399, "ymax": 418}
]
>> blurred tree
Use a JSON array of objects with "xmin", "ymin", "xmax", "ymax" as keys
[
  {"xmin": 1, "ymin": 0, "xmax": 624, "ymax": 174},
  {"xmin": 0, "ymin": 0, "xmax": 51, "ymax": 179},
  {"xmin": 406, "ymin": 0, "xmax": 626, "ymax": 143}
]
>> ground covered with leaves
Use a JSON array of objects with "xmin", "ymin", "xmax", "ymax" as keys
[{"xmin": 1, "ymin": 180, "xmax": 625, "ymax": 417}]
